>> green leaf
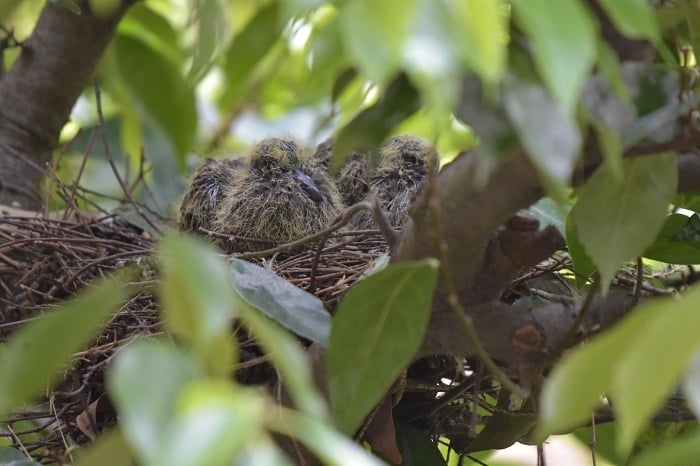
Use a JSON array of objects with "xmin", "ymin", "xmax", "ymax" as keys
[
  {"xmin": 268, "ymin": 408, "xmax": 386, "ymax": 466},
  {"xmin": 333, "ymin": 74, "xmax": 422, "ymax": 174},
  {"xmin": 441, "ymin": 0, "xmax": 506, "ymax": 83},
  {"xmin": 107, "ymin": 339, "xmax": 201, "ymax": 466},
  {"xmin": 0, "ymin": 276, "xmax": 125, "ymax": 415},
  {"xmin": 188, "ymin": 0, "xmax": 230, "ymax": 83},
  {"xmin": 596, "ymin": 0, "xmax": 660, "ymax": 42},
  {"xmin": 631, "ymin": 428, "xmax": 700, "ymax": 466},
  {"xmin": 73, "ymin": 428, "xmax": 136, "ymax": 466},
  {"xmin": 0, "ymin": 446, "xmax": 43, "ymax": 465},
  {"xmin": 527, "ymin": 198, "xmax": 569, "ymax": 235},
  {"xmin": 565, "ymin": 205, "xmax": 597, "ymax": 287},
  {"xmin": 612, "ymin": 287, "xmax": 700, "ymax": 454},
  {"xmin": 236, "ymin": 302, "xmax": 328, "ymax": 419},
  {"xmin": 114, "ymin": 34, "xmax": 196, "ymax": 164},
  {"xmin": 230, "ymin": 259, "xmax": 331, "ymax": 347},
  {"xmin": 572, "ymin": 154, "xmax": 677, "ymax": 293},
  {"xmin": 536, "ymin": 298, "xmax": 660, "ymax": 439},
  {"xmin": 328, "ymin": 259, "xmax": 439, "ymax": 435},
  {"xmin": 683, "ymin": 351, "xmax": 700, "ymax": 419},
  {"xmin": 339, "ymin": 0, "xmax": 419, "ymax": 84},
  {"xmin": 503, "ymin": 74, "xmax": 581, "ymax": 201},
  {"xmin": 222, "ymin": 2, "xmax": 282, "ymax": 107},
  {"xmin": 644, "ymin": 214, "xmax": 700, "ymax": 265},
  {"xmin": 511, "ymin": 0, "xmax": 597, "ymax": 117},
  {"xmin": 395, "ymin": 421, "xmax": 447, "ymax": 465},
  {"xmin": 163, "ymin": 381, "xmax": 266, "ymax": 466},
  {"xmin": 158, "ymin": 234, "xmax": 237, "ymax": 377}
]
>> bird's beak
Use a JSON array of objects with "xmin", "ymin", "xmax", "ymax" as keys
[{"xmin": 294, "ymin": 169, "xmax": 323, "ymax": 203}]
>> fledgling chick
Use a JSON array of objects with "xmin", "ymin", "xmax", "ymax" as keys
[
  {"xmin": 177, "ymin": 157, "xmax": 243, "ymax": 233},
  {"xmin": 213, "ymin": 137, "xmax": 342, "ymax": 252},
  {"xmin": 337, "ymin": 153, "xmax": 371, "ymax": 207},
  {"xmin": 351, "ymin": 135, "xmax": 439, "ymax": 230}
]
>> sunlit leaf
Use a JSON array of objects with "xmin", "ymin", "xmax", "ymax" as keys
[
  {"xmin": 613, "ymin": 286, "xmax": 700, "ymax": 454},
  {"xmin": 572, "ymin": 154, "xmax": 677, "ymax": 293},
  {"xmin": 115, "ymin": 34, "xmax": 196, "ymax": 164},
  {"xmin": 503, "ymin": 74, "xmax": 581, "ymax": 201},
  {"xmin": 512, "ymin": 0, "xmax": 596, "ymax": 117},
  {"xmin": 107, "ymin": 339, "xmax": 201, "ymax": 466},
  {"xmin": 339, "ymin": 0, "xmax": 419, "ymax": 84},
  {"xmin": 596, "ymin": 0, "xmax": 660, "ymax": 42},
  {"xmin": 0, "ymin": 276, "xmax": 126, "ymax": 415},
  {"xmin": 328, "ymin": 259, "xmax": 438, "ymax": 435},
  {"xmin": 230, "ymin": 259, "xmax": 331, "ymax": 347},
  {"xmin": 441, "ymin": 0, "xmax": 506, "ymax": 83},
  {"xmin": 235, "ymin": 301, "xmax": 328, "ymax": 420},
  {"xmin": 159, "ymin": 234, "xmax": 237, "ymax": 377}
]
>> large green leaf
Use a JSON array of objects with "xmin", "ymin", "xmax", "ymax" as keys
[
  {"xmin": 503, "ymin": 74, "xmax": 581, "ymax": 201},
  {"xmin": 327, "ymin": 259, "xmax": 438, "ymax": 435},
  {"xmin": 596, "ymin": 0, "xmax": 660, "ymax": 42},
  {"xmin": 511, "ymin": 0, "xmax": 597, "ymax": 117},
  {"xmin": 572, "ymin": 154, "xmax": 677, "ymax": 292},
  {"xmin": 612, "ymin": 286, "xmax": 700, "ymax": 454},
  {"xmin": 114, "ymin": 34, "xmax": 196, "ymax": 164},
  {"xmin": 107, "ymin": 339, "xmax": 201, "ymax": 466},
  {"xmin": 441, "ymin": 0, "xmax": 506, "ymax": 83},
  {"xmin": 0, "ymin": 276, "xmax": 125, "ymax": 415},
  {"xmin": 230, "ymin": 259, "xmax": 331, "ymax": 347},
  {"xmin": 339, "ymin": 0, "xmax": 419, "ymax": 84},
  {"xmin": 158, "ymin": 234, "xmax": 237, "ymax": 378},
  {"xmin": 188, "ymin": 0, "xmax": 230, "ymax": 83},
  {"xmin": 644, "ymin": 213, "xmax": 700, "ymax": 264}
]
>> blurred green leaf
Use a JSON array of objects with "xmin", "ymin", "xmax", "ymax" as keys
[
  {"xmin": 632, "ymin": 428, "xmax": 700, "ymax": 466},
  {"xmin": 466, "ymin": 389, "xmax": 535, "ymax": 453},
  {"xmin": 333, "ymin": 74, "xmax": 422, "ymax": 174},
  {"xmin": 268, "ymin": 408, "xmax": 386, "ymax": 466},
  {"xmin": 50, "ymin": 0, "xmax": 80, "ymax": 14},
  {"xmin": 597, "ymin": 0, "xmax": 660, "ymax": 42},
  {"xmin": 73, "ymin": 428, "xmax": 136, "ymax": 466},
  {"xmin": 235, "ymin": 300, "xmax": 328, "ymax": 419},
  {"xmin": 339, "ymin": 0, "xmax": 418, "ymax": 84},
  {"xmin": 684, "ymin": 351, "xmax": 700, "ymax": 419},
  {"xmin": 0, "ymin": 275, "xmax": 125, "ymax": 415},
  {"xmin": 107, "ymin": 339, "xmax": 202, "ymax": 466},
  {"xmin": 222, "ymin": 2, "xmax": 282, "ymax": 108},
  {"xmin": 188, "ymin": 0, "xmax": 230, "ymax": 83},
  {"xmin": 441, "ymin": 0, "xmax": 506, "ymax": 83},
  {"xmin": 574, "ymin": 422, "xmax": 622, "ymax": 466},
  {"xmin": 158, "ymin": 234, "xmax": 237, "ymax": 377},
  {"xmin": 613, "ymin": 287, "xmax": 700, "ymax": 454},
  {"xmin": 0, "ymin": 0, "xmax": 23, "ymax": 21},
  {"xmin": 395, "ymin": 422, "xmax": 447, "ymax": 465},
  {"xmin": 230, "ymin": 259, "xmax": 331, "ymax": 347},
  {"xmin": 644, "ymin": 213, "xmax": 700, "ymax": 264},
  {"xmin": 572, "ymin": 154, "xmax": 677, "ymax": 293},
  {"xmin": 328, "ymin": 259, "xmax": 438, "ymax": 435},
  {"xmin": 0, "ymin": 446, "xmax": 43, "ymax": 465},
  {"xmin": 163, "ymin": 381, "xmax": 266, "ymax": 466},
  {"xmin": 119, "ymin": 4, "xmax": 185, "ymax": 65},
  {"xmin": 88, "ymin": 0, "xmax": 121, "ymax": 19},
  {"xmin": 565, "ymin": 207, "xmax": 597, "ymax": 287},
  {"xmin": 512, "ymin": 0, "xmax": 597, "ymax": 117},
  {"xmin": 114, "ymin": 34, "xmax": 196, "ymax": 164},
  {"xmin": 503, "ymin": 74, "xmax": 581, "ymax": 202}
]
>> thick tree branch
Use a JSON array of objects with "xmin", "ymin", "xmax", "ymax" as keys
[{"xmin": 0, "ymin": 0, "xmax": 135, "ymax": 209}]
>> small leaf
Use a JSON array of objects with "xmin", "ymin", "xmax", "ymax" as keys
[
  {"xmin": 236, "ymin": 301, "xmax": 328, "ymax": 419},
  {"xmin": 339, "ymin": 0, "xmax": 419, "ymax": 84},
  {"xmin": 115, "ymin": 34, "xmax": 196, "ymax": 164},
  {"xmin": 512, "ymin": 0, "xmax": 597, "ymax": 117},
  {"xmin": 0, "ymin": 276, "xmax": 125, "ymax": 415},
  {"xmin": 631, "ymin": 429, "xmax": 700, "ymax": 466},
  {"xmin": 394, "ymin": 421, "xmax": 447, "ymax": 466},
  {"xmin": 328, "ymin": 259, "xmax": 438, "ymax": 435},
  {"xmin": 73, "ymin": 428, "xmax": 135, "ymax": 466},
  {"xmin": 230, "ymin": 259, "xmax": 331, "ymax": 347},
  {"xmin": 159, "ymin": 234, "xmax": 236, "ymax": 377},
  {"xmin": 596, "ymin": 0, "xmax": 660, "ymax": 42},
  {"xmin": 612, "ymin": 286, "xmax": 700, "ymax": 454},
  {"xmin": 565, "ymin": 206, "xmax": 597, "ymax": 287},
  {"xmin": 644, "ymin": 214, "xmax": 700, "ymax": 264},
  {"xmin": 107, "ymin": 339, "xmax": 201, "ymax": 466},
  {"xmin": 503, "ymin": 74, "xmax": 581, "ymax": 201},
  {"xmin": 683, "ymin": 350, "xmax": 700, "ymax": 419},
  {"xmin": 527, "ymin": 197, "xmax": 569, "ymax": 235},
  {"xmin": 0, "ymin": 446, "xmax": 43, "ymax": 465},
  {"xmin": 572, "ymin": 154, "xmax": 677, "ymax": 293}
]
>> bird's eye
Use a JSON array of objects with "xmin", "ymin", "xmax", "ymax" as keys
[{"xmin": 404, "ymin": 155, "xmax": 418, "ymax": 165}]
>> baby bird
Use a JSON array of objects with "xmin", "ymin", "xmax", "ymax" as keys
[
  {"xmin": 213, "ymin": 137, "xmax": 342, "ymax": 252},
  {"xmin": 337, "ymin": 153, "xmax": 371, "ymax": 207},
  {"xmin": 177, "ymin": 157, "xmax": 243, "ymax": 233},
  {"xmin": 351, "ymin": 135, "xmax": 439, "ymax": 230}
]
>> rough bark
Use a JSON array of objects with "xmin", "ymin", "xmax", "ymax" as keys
[{"xmin": 0, "ymin": 0, "xmax": 135, "ymax": 209}]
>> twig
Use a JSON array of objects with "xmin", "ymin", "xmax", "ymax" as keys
[
  {"xmin": 561, "ymin": 277, "xmax": 600, "ymax": 349},
  {"xmin": 631, "ymin": 257, "xmax": 644, "ymax": 307}
]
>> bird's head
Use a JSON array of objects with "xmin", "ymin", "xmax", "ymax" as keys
[{"xmin": 377, "ymin": 135, "xmax": 439, "ymax": 176}]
